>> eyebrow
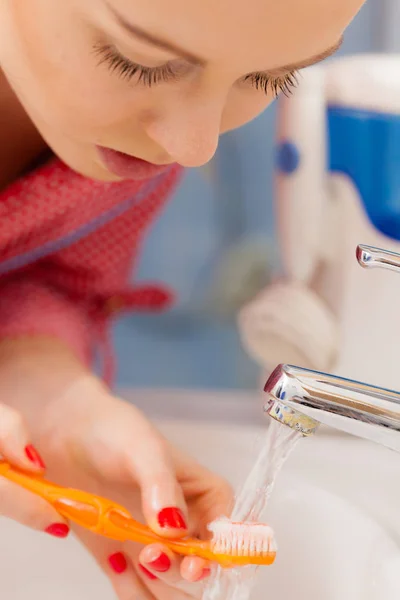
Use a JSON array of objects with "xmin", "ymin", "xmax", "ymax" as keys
[
  {"xmin": 108, "ymin": 3, "xmax": 342, "ymax": 74},
  {"xmin": 107, "ymin": 4, "xmax": 203, "ymax": 64}
]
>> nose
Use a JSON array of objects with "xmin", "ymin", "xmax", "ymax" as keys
[{"xmin": 146, "ymin": 95, "xmax": 223, "ymax": 168}]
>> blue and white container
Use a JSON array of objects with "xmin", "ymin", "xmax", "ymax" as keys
[{"xmin": 239, "ymin": 54, "xmax": 400, "ymax": 389}]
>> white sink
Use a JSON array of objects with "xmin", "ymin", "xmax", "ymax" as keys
[{"xmin": 1, "ymin": 389, "xmax": 400, "ymax": 599}]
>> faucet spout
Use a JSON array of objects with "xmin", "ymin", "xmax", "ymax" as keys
[
  {"xmin": 263, "ymin": 244, "xmax": 400, "ymax": 451},
  {"xmin": 264, "ymin": 364, "xmax": 400, "ymax": 452}
]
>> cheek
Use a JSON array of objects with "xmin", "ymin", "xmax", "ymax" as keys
[
  {"xmin": 27, "ymin": 50, "xmax": 149, "ymax": 138},
  {"xmin": 42, "ymin": 63, "xmax": 147, "ymax": 134},
  {"xmin": 221, "ymin": 89, "xmax": 274, "ymax": 133}
]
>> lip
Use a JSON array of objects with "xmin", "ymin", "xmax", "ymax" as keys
[{"xmin": 96, "ymin": 146, "xmax": 172, "ymax": 180}]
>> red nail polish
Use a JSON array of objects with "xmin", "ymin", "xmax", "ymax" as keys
[
  {"xmin": 25, "ymin": 445, "xmax": 46, "ymax": 469},
  {"xmin": 45, "ymin": 523, "xmax": 70, "ymax": 538},
  {"xmin": 108, "ymin": 552, "xmax": 128, "ymax": 574},
  {"xmin": 157, "ymin": 507, "xmax": 187, "ymax": 529},
  {"xmin": 147, "ymin": 552, "xmax": 171, "ymax": 572},
  {"xmin": 139, "ymin": 564, "xmax": 158, "ymax": 580},
  {"xmin": 197, "ymin": 567, "xmax": 212, "ymax": 581}
]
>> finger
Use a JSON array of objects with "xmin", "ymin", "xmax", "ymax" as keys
[
  {"xmin": 181, "ymin": 556, "xmax": 212, "ymax": 583},
  {"xmin": 139, "ymin": 544, "xmax": 212, "ymax": 586},
  {"xmin": 135, "ymin": 556, "xmax": 197, "ymax": 600},
  {"xmin": 124, "ymin": 433, "xmax": 189, "ymax": 538},
  {"xmin": 138, "ymin": 543, "xmax": 182, "ymax": 585},
  {"xmin": 0, "ymin": 403, "xmax": 45, "ymax": 471},
  {"xmin": 0, "ymin": 478, "xmax": 69, "ymax": 536},
  {"xmin": 74, "ymin": 528, "xmax": 156, "ymax": 600}
]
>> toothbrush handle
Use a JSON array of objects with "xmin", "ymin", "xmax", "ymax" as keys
[
  {"xmin": 0, "ymin": 463, "xmax": 277, "ymax": 568},
  {"xmin": 0, "ymin": 462, "xmax": 216, "ymax": 562},
  {"xmin": 0, "ymin": 460, "xmax": 158, "ymax": 543}
]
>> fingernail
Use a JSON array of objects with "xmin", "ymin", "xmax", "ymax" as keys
[
  {"xmin": 108, "ymin": 552, "xmax": 128, "ymax": 574},
  {"xmin": 45, "ymin": 523, "xmax": 70, "ymax": 538},
  {"xmin": 147, "ymin": 552, "xmax": 171, "ymax": 572},
  {"xmin": 197, "ymin": 567, "xmax": 212, "ymax": 581},
  {"xmin": 25, "ymin": 445, "xmax": 46, "ymax": 469},
  {"xmin": 139, "ymin": 564, "xmax": 158, "ymax": 580},
  {"xmin": 157, "ymin": 507, "xmax": 187, "ymax": 529}
]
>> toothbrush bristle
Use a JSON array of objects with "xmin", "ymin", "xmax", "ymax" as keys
[{"xmin": 208, "ymin": 518, "xmax": 277, "ymax": 557}]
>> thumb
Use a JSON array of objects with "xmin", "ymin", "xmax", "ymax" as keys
[
  {"xmin": 125, "ymin": 435, "xmax": 189, "ymax": 538},
  {"xmin": 0, "ymin": 403, "xmax": 45, "ymax": 472}
]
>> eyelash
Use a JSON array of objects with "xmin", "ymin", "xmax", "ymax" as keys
[
  {"xmin": 94, "ymin": 43, "xmax": 298, "ymax": 97},
  {"xmin": 94, "ymin": 43, "xmax": 178, "ymax": 86},
  {"xmin": 244, "ymin": 71, "xmax": 299, "ymax": 97}
]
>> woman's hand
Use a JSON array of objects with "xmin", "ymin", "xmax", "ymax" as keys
[
  {"xmin": 0, "ymin": 402, "xmax": 69, "ymax": 537},
  {"xmin": 0, "ymin": 337, "xmax": 233, "ymax": 600},
  {"xmin": 40, "ymin": 380, "xmax": 232, "ymax": 599}
]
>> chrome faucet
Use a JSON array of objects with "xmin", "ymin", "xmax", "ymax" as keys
[{"xmin": 264, "ymin": 244, "xmax": 400, "ymax": 453}]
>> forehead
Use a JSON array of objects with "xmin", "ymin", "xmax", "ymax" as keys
[{"xmin": 109, "ymin": 0, "xmax": 363, "ymax": 70}]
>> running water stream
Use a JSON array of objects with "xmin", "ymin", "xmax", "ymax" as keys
[{"xmin": 202, "ymin": 418, "xmax": 303, "ymax": 600}]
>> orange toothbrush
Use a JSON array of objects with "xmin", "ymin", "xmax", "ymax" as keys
[{"xmin": 0, "ymin": 460, "xmax": 276, "ymax": 568}]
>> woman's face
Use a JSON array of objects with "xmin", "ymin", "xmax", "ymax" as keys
[{"xmin": 0, "ymin": 0, "xmax": 364, "ymax": 180}]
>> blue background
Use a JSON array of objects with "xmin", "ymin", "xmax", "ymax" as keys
[{"xmin": 114, "ymin": 1, "xmax": 378, "ymax": 390}]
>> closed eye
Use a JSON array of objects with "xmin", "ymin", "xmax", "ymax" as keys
[
  {"xmin": 243, "ymin": 71, "xmax": 299, "ymax": 97},
  {"xmin": 94, "ymin": 42, "xmax": 299, "ymax": 97},
  {"xmin": 94, "ymin": 43, "xmax": 182, "ymax": 86}
]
